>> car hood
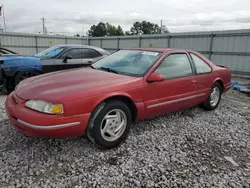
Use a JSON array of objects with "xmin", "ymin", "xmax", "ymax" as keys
[
  {"xmin": 0, "ymin": 55, "xmax": 41, "ymax": 69},
  {"xmin": 1, "ymin": 54, "xmax": 39, "ymax": 60},
  {"xmin": 16, "ymin": 68, "xmax": 141, "ymax": 102}
]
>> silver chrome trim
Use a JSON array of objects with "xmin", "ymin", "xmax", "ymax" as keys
[
  {"xmin": 147, "ymin": 93, "xmax": 206, "ymax": 109},
  {"xmin": 17, "ymin": 119, "xmax": 80, "ymax": 130}
]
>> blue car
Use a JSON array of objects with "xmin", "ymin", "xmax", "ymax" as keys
[{"xmin": 0, "ymin": 45, "xmax": 110, "ymax": 93}]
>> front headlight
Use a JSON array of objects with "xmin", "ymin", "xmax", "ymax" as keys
[{"xmin": 25, "ymin": 100, "xmax": 64, "ymax": 114}]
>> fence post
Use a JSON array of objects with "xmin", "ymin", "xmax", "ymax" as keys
[
  {"xmin": 167, "ymin": 35, "xmax": 171, "ymax": 48},
  {"xmin": 65, "ymin": 37, "xmax": 68, "ymax": 45},
  {"xmin": 208, "ymin": 33, "xmax": 215, "ymax": 60},
  {"xmin": 139, "ymin": 36, "xmax": 142, "ymax": 48},
  {"xmin": 88, "ymin": 38, "xmax": 90, "ymax": 45},
  {"xmin": 100, "ymin": 38, "xmax": 103, "ymax": 48},
  {"xmin": 35, "ymin": 36, "xmax": 38, "ymax": 53},
  {"xmin": 117, "ymin": 37, "xmax": 120, "ymax": 50}
]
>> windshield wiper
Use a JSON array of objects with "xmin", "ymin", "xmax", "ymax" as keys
[{"xmin": 100, "ymin": 66, "xmax": 118, "ymax": 74}]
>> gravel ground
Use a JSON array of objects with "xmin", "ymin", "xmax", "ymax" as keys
[{"xmin": 0, "ymin": 87, "xmax": 249, "ymax": 188}]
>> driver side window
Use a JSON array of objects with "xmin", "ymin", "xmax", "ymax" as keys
[
  {"xmin": 155, "ymin": 53, "xmax": 193, "ymax": 79},
  {"xmin": 60, "ymin": 48, "xmax": 91, "ymax": 59}
]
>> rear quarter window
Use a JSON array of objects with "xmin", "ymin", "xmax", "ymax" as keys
[
  {"xmin": 88, "ymin": 49, "xmax": 102, "ymax": 58},
  {"xmin": 190, "ymin": 53, "xmax": 212, "ymax": 74}
]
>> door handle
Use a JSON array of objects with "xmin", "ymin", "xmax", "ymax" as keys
[
  {"xmin": 192, "ymin": 80, "xmax": 197, "ymax": 85},
  {"xmin": 88, "ymin": 60, "xmax": 93, "ymax": 64}
]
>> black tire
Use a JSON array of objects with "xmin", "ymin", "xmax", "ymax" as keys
[
  {"xmin": 1, "ymin": 79, "xmax": 11, "ymax": 95},
  {"xmin": 14, "ymin": 71, "xmax": 40, "ymax": 87},
  {"xmin": 201, "ymin": 82, "xmax": 222, "ymax": 111},
  {"xmin": 86, "ymin": 100, "xmax": 132, "ymax": 149}
]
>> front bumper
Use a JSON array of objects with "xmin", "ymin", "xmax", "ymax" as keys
[{"xmin": 5, "ymin": 92, "xmax": 91, "ymax": 138}]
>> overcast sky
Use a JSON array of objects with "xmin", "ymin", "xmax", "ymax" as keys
[{"xmin": 1, "ymin": 0, "xmax": 250, "ymax": 36}]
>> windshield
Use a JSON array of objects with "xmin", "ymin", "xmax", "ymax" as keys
[
  {"xmin": 92, "ymin": 50, "xmax": 162, "ymax": 76},
  {"xmin": 35, "ymin": 46, "xmax": 65, "ymax": 59}
]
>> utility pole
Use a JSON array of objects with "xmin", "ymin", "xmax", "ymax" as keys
[
  {"xmin": 1, "ymin": 4, "xmax": 7, "ymax": 32},
  {"xmin": 41, "ymin": 17, "xmax": 45, "ymax": 34}
]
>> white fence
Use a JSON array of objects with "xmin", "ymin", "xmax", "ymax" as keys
[{"xmin": 1, "ymin": 29, "xmax": 250, "ymax": 77}]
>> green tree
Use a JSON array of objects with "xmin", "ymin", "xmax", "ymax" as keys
[
  {"xmin": 130, "ymin": 21, "xmax": 169, "ymax": 35},
  {"xmin": 106, "ymin": 23, "xmax": 117, "ymax": 36},
  {"xmin": 88, "ymin": 22, "xmax": 125, "ymax": 37},
  {"xmin": 74, "ymin": 34, "xmax": 80, "ymax": 37},
  {"xmin": 106, "ymin": 23, "xmax": 124, "ymax": 36},
  {"xmin": 115, "ymin": 25, "xmax": 125, "ymax": 36},
  {"xmin": 130, "ymin": 21, "xmax": 142, "ymax": 35},
  {"xmin": 88, "ymin": 22, "xmax": 107, "ymax": 37}
]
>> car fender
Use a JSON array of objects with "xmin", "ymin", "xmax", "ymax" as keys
[
  {"xmin": 91, "ymin": 91, "xmax": 145, "ymax": 120},
  {"xmin": 64, "ymin": 90, "xmax": 145, "ymax": 120},
  {"xmin": 212, "ymin": 77, "xmax": 225, "ymax": 90},
  {"xmin": 213, "ymin": 77, "xmax": 223, "ymax": 83},
  {"xmin": 1, "ymin": 56, "xmax": 42, "ymax": 77},
  {"xmin": 94, "ymin": 91, "xmax": 136, "ymax": 108}
]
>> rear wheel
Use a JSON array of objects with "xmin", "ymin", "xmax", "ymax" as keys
[
  {"xmin": 86, "ymin": 100, "xmax": 132, "ymax": 149},
  {"xmin": 201, "ymin": 82, "xmax": 222, "ymax": 111},
  {"xmin": 14, "ymin": 71, "xmax": 40, "ymax": 87}
]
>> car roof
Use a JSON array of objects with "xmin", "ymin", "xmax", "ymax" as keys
[
  {"xmin": 53, "ymin": 44, "xmax": 107, "ymax": 50},
  {"xmin": 52, "ymin": 44, "xmax": 110, "ymax": 54},
  {"xmin": 127, "ymin": 48, "xmax": 172, "ymax": 53},
  {"xmin": 126, "ymin": 48, "xmax": 199, "ymax": 54},
  {"xmin": 55, "ymin": 44, "xmax": 87, "ymax": 47}
]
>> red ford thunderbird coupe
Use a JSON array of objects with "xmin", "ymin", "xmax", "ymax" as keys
[{"xmin": 5, "ymin": 48, "xmax": 231, "ymax": 149}]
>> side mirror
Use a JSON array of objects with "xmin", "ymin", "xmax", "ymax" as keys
[
  {"xmin": 63, "ymin": 55, "xmax": 73, "ymax": 63},
  {"xmin": 147, "ymin": 72, "xmax": 164, "ymax": 83}
]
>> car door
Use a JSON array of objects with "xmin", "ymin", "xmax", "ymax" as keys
[
  {"xmin": 40, "ymin": 59, "xmax": 60, "ymax": 73},
  {"xmin": 57, "ymin": 48, "xmax": 88, "ymax": 70},
  {"xmin": 78, "ymin": 48, "xmax": 95, "ymax": 66},
  {"xmin": 143, "ymin": 52, "xmax": 199, "ymax": 118},
  {"xmin": 189, "ymin": 53, "xmax": 214, "ymax": 103}
]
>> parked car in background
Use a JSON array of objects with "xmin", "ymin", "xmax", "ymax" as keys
[
  {"xmin": 0, "ymin": 47, "xmax": 18, "ymax": 55},
  {"xmin": 0, "ymin": 45, "xmax": 110, "ymax": 93},
  {"xmin": 0, "ymin": 47, "xmax": 19, "ymax": 89},
  {"xmin": 5, "ymin": 48, "xmax": 231, "ymax": 149}
]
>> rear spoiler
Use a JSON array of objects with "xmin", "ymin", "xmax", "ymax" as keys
[
  {"xmin": 216, "ymin": 65, "xmax": 228, "ymax": 68},
  {"xmin": 216, "ymin": 65, "xmax": 229, "ymax": 69}
]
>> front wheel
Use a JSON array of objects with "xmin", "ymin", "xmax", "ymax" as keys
[
  {"xmin": 86, "ymin": 100, "xmax": 132, "ymax": 149},
  {"xmin": 201, "ymin": 82, "xmax": 222, "ymax": 111}
]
